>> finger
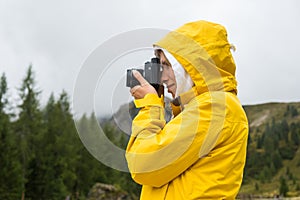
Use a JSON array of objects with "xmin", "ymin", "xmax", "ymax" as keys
[
  {"xmin": 141, "ymin": 82, "xmax": 149, "ymax": 87},
  {"xmin": 130, "ymin": 85, "xmax": 141, "ymax": 95},
  {"xmin": 132, "ymin": 70, "xmax": 148, "ymax": 85}
]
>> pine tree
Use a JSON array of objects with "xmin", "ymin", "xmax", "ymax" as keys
[
  {"xmin": 291, "ymin": 125, "xmax": 300, "ymax": 146},
  {"xmin": 74, "ymin": 113, "xmax": 98, "ymax": 196},
  {"xmin": 55, "ymin": 91, "xmax": 79, "ymax": 198},
  {"xmin": 263, "ymin": 136, "xmax": 275, "ymax": 154},
  {"xmin": 41, "ymin": 93, "xmax": 68, "ymax": 199},
  {"xmin": 285, "ymin": 105, "xmax": 299, "ymax": 117},
  {"xmin": 280, "ymin": 119, "xmax": 289, "ymax": 143},
  {"xmin": 272, "ymin": 151, "xmax": 283, "ymax": 170},
  {"xmin": 255, "ymin": 182, "xmax": 259, "ymax": 191},
  {"xmin": 256, "ymin": 135, "xmax": 263, "ymax": 149},
  {"xmin": 14, "ymin": 66, "xmax": 44, "ymax": 199},
  {"xmin": 0, "ymin": 73, "xmax": 23, "ymax": 199},
  {"xmin": 280, "ymin": 176, "xmax": 289, "ymax": 196}
]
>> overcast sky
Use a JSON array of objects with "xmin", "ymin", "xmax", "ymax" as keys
[{"xmin": 1, "ymin": 0, "xmax": 300, "ymax": 116}]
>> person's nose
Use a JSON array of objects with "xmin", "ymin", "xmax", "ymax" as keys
[{"xmin": 161, "ymin": 70, "xmax": 168, "ymax": 84}]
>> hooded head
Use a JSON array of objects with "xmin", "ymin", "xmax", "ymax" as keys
[
  {"xmin": 154, "ymin": 20, "xmax": 237, "ymax": 96},
  {"xmin": 154, "ymin": 47, "xmax": 194, "ymax": 98}
]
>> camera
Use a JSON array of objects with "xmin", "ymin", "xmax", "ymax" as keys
[{"xmin": 126, "ymin": 57, "xmax": 164, "ymax": 96}]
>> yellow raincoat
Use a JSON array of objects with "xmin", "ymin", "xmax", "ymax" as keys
[{"xmin": 126, "ymin": 20, "xmax": 248, "ymax": 199}]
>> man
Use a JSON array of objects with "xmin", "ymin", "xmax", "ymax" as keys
[{"xmin": 126, "ymin": 20, "xmax": 248, "ymax": 199}]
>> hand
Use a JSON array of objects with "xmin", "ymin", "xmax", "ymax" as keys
[{"xmin": 130, "ymin": 70, "xmax": 158, "ymax": 99}]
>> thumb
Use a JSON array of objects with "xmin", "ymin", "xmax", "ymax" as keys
[{"xmin": 133, "ymin": 70, "xmax": 148, "ymax": 85}]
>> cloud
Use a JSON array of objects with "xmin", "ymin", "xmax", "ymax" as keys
[{"xmin": 0, "ymin": 0, "xmax": 300, "ymax": 115}]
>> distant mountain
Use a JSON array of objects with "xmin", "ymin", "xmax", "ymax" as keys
[{"xmin": 104, "ymin": 99, "xmax": 172, "ymax": 135}]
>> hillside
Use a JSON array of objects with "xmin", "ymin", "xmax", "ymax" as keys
[
  {"xmin": 244, "ymin": 102, "xmax": 300, "ymax": 127},
  {"xmin": 239, "ymin": 102, "xmax": 300, "ymax": 198}
]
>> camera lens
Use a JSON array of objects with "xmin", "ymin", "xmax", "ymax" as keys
[{"xmin": 151, "ymin": 57, "xmax": 160, "ymax": 64}]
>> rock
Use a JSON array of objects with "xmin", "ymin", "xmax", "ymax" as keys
[{"xmin": 87, "ymin": 183, "xmax": 131, "ymax": 200}]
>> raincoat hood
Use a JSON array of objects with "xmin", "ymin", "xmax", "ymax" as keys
[{"xmin": 154, "ymin": 20, "xmax": 237, "ymax": 95}]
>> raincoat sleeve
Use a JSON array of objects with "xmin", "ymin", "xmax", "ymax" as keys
[{"xmin": 126, "ymin": 93, "xmax": 212, "ymax": 187}]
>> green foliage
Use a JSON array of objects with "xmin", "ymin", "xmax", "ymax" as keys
[
  {"xmin": 241, "ymin": 102, "xmax": 300, "ymax": 197},
  {"xmin": 291, "ymin": 122, "xmax": 300, "ymax": 146},
  {"xmin": 279, "ymin": 145, "xmax": 296, "ymax": 160},
  {"xmin": 285, "ymin": 105, "xmax": 299, "ymax": 117},
  {"xmin": 280, "ymin": 176, "xmax": 289, "ymax": 196},
  {"xmin": 15, "ymin": 66, "xmax": 46, "ymax": 199},
  {"xmin": 0, "ymin": 73, "xmax": 23, "ymax": 200},
  {"xmin": 0, "ymin": 73, "xmax": 8, "ymax": 110},
  {"xmin": 255, "ymin": 182, "xmax": 259, "ymax": 191},
  {"xmin": 272, "ymin": 151, "xmax": 283, "ymax": 170},
  {"xmin": 0, "ymin": 67, "xmax": 141, "ymax": 199}
]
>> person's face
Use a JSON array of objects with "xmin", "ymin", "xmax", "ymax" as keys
[{"xmin": 156, "ymin": 50, "xmax": 177, "ymax": 98}]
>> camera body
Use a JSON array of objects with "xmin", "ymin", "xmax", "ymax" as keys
[
  {"xmin": 126, "ymin": 57, "xmax": 162, "ymax": 88},
  {"xmin": 126, "ymin": 57, "xmax": 164, "ymax": 96}
]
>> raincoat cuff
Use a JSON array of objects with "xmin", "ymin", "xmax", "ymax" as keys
[
  {"xmin": 134, "ymin": 94, "xmax": 164, "ymax": 108},
  {"xmin": 171, "ymin": 102, "xmax": 181, "ymax": 117}
]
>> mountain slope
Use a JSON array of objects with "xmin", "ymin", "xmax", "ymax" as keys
[{"xmin": 240, "ymin": 102, "xmax": 300, "ymax": 197}]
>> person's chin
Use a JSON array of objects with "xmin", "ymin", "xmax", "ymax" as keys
[
  {"xmin": 167, "ymin": 85, "xmax": 175, "ymax": 98},
  {"xmin": 167, "ymin": 89, "xmax": 175, "ymax": 98}
]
